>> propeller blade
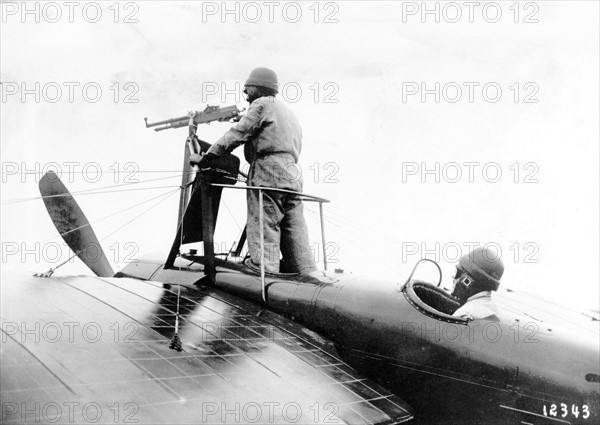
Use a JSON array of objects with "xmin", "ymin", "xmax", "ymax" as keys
[{"xmin": 38, "ymin": 171, "xmax": 115, "ymax": 277}]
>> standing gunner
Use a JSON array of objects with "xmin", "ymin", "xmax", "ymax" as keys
[
  {"xmin": 190, "ymin": 67, "xmax": 317, "ymax": 275},
  {"xmin": 451, "ymin": 247, "xmax": 504, "ymax": 321}
]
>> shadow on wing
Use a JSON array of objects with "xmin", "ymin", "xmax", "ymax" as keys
[{"xmin": 1, "ymin": 270, "xmax": 412, "ymax": 424}]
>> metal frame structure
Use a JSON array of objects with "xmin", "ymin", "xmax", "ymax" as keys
[
  {"xmin": 162, "ymin": 120, "xmax": 330, "ymax": 303},
  {"xmin": 209, "ymin": 183, "xmax": 330, "ymax": 303}
]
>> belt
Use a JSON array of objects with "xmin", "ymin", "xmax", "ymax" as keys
[{"xmin": 255, "ymin": 151, "xmax": 294, "ymax": 159}]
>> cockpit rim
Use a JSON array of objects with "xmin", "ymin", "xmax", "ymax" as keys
[{"xmin": 402, "ymin": 280, "xmax": 469, "ymax": 325}]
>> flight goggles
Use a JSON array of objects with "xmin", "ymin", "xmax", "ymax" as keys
[{"xmin": 453, "ymin": 266, "xmax": 473, "ymax": 287}]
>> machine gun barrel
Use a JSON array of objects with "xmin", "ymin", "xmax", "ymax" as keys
[{"xmin": 144, "ymin": 105, "xmax": 243, "ymax": 132}]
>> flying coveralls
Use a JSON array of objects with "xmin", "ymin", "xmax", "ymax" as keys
[
  {"xmin": 204, "ymin": 91, "xmax": 316, "ymax": 274},
  {"xmin": 453, "ymin": 291, "xmax": 499, "ymax": 321}
]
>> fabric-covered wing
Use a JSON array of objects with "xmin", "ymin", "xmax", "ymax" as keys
[{"xmin": 1, "ymin": 271, "xmax": 412, "ymax": 424}]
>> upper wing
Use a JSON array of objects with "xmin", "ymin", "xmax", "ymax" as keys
[{"xmin": 1, "ymin": 270, "xmax": 412, "ymax": 424}]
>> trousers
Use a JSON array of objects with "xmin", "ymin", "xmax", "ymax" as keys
[{"xmin": 246, "ymin": 155, "xmax": 316, "ymax": 274}]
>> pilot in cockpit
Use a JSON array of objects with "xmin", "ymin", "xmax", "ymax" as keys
[{"xmin": 451, "ymin": 247, "xmax": 504, "ymax": 321}]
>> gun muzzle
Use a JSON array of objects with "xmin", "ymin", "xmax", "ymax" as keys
[{"xmin": 144, "ymin": 115, "xmax": 189, "ymax": 130}]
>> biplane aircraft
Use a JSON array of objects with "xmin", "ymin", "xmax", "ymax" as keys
[{"xmin": 1, "ymin": 105, "xmax": 598, "ymax": 425}]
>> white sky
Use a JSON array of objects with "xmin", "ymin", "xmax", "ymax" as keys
[{"xmin": 1, "ymin": 1, "xmax": 598, "ymax": 310}]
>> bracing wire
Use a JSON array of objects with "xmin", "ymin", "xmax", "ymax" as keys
[
  {"xmin": 221, "ymin": 199, "xmax": 244, "ymax": 233},
  {"xmin": 40, "ymin": 189, "xmax": 183, "ymax": 244},
  {"xmin": 38, "ymin": 186, "xmax": 180, "ymax": 276},
  {"xmin": 302, "ymin": 203, "xmax": 401, "ymax": 275},
  {"xmin": 2, "ymin": 172, "xmax": 189, "ymax": 205},
  {"xmin": 91, "ymin": 187, "xmax": 180, "ymax": 243}
]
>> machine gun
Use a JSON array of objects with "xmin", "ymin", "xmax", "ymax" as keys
[
  {"xmin": 143, "ymin": 103, "xmax": 244, "ymax": 174},
  {"xmin": 145, "ymin": 104, "xmax": 245, "ymax": 277},
  {"xmin": 144, "ymin": 104, "xmax": 243, "ymax": 132}
]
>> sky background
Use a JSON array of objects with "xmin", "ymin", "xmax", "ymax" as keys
[{"xmin": 1, "ymin": 1, "xmax": 598, "ymax": 310}]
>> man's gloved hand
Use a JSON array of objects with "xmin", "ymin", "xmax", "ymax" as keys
[
  {"xmin": 189, "ymin": 152, "xmax": 217, "ymax": 167},
  {"xmin": 189, "ymin": 153, "xmax": 202, "ymax": 166}
]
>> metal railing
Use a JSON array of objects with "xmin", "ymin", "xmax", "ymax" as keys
[{"xmin": 210, "ymin": 183, "xmax": 330, "ymax": 303}]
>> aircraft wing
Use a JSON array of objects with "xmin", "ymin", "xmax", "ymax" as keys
[{"xmin": 1, "ymin": 270, "xmax": 413, "ymax": 424}]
